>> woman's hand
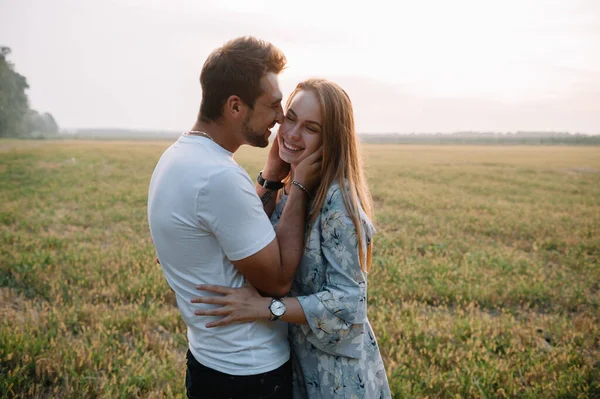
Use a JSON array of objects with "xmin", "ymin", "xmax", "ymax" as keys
[
  {"xmin": 293, "ymin": 146, "xmax": 322, "ymax": 193},
  {"xmin": 191, "ymin": 285, "xmax": 271, "ymax": 328}
]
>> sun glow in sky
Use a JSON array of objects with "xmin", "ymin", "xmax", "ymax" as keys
[{"xmin": 2, "ymin": 0, "xmax": 599, "ymax": 133}]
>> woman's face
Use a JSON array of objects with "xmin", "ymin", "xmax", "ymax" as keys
[{"xmin": 278, "ymin": 90, "xmax": 322, "ymax": 167}]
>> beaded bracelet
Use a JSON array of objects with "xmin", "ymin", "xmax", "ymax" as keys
[{"xmin": 291, "ymin": 180, "xmax": 311, "ymax": 199}]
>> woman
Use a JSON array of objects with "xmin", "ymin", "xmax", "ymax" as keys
[{"xmin": 193, "ymin": 79, "xmax": 391, "ymax": 398}]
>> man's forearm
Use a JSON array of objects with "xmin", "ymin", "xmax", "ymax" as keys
[
  {"xmin": 255, "ymin": 184, "xmax": 278, "ymax": 217},
  {"xmin": 273, "ymin": 184, "xmax": 309, "ymax": 287}
]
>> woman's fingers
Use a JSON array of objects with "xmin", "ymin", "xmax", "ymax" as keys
[
  {"xmin": 190, "ymin": 295, "xmax": 228, "ymax": 305},
  {"xmin": 309, "ymin": 146, "xmax": 323, "ymax": 164},
  {"xmin": 205, "ymin": 316, "xmax": 235, "ymax": 328},
  {"xmin": 196, "ymin": 308, "xmax": 242, "ymax": 328},
  {"xmin": 190, "ymin": 285, "xmax": 261, "ymax": 327},
  {"xmin": 194, "ymin": 306, "xmax": 232, "ymax": 316}
]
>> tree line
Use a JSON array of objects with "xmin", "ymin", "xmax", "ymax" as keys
[
  {"xmin": 0, "ymin": 46, "xmax": 59, "ymax": 138},
  {"xmin": 361, "ymin": 132, "xmax": 600, "ymax": 145}
]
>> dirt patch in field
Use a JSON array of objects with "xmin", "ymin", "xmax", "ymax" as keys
[
  {"xmin": 38, "ymin": 158, "xmax": 78, "ymax": 170},
  {"xmin": 0, "ymin": 287, "xmax": 24, "ymax": 312},
  {"xmin": 0, "ymin": 287, "xmax": 38, "ymax": 327},
  {"xmin": 0, "ymin": 142, "xmax": 45, "ymax": 152},
  {"xmin": 372, "ymin": 195, "xmax": 385, "ymax": 207}
]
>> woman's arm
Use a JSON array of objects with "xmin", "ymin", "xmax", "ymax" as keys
[{"xmin": 191, "ymin": 284, "xmax": 307, "ymax": 327}]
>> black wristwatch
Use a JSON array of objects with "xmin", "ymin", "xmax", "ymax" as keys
[
  {"xmin": 268, "ymin": 298, "xmax": 286, "ymax": 321},
  {"xmin": 257, "ymin": 171, "xmax": 284, "ymax": 190}
]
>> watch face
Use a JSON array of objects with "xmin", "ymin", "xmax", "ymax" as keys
[{"xmin": 270, "ymin": 300, "xmax": 286, "ymax": 317}]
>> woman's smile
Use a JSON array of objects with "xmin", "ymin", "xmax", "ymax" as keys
[{"xmin": 282, "ymin": 139, "xmax": 304, "ymax": 152}]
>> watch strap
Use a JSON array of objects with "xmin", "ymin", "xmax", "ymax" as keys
[{"xmin": 257, "ymin": 171, "xmax": 284, "ymax": 191}]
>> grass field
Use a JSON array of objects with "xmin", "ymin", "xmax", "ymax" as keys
[{"xmin": 1, "ymin": 140, "xmax": 599, "ymax": 398}]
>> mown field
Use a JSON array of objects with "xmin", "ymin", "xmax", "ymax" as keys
[{"xmin": 1, "ymin": 140, "xmax": 599, "ymax": 398}]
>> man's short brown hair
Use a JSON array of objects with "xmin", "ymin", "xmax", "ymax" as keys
[{"xmin": 199, "ymin": 36, "xmax": 286, "ymax": 122}]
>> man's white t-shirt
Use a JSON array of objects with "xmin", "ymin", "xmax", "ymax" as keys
[{"xmin": 147, "ymin": 134, "xmax": 288, "ymax": 375}]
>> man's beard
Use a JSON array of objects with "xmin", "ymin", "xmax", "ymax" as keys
[{"xmin": 242, "ymin": 115, "xmax": 269, "ymax": 148}]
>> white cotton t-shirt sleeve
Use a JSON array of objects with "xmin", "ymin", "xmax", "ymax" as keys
[{"xmin": 199, "ymin": 166, "xmax": 276, "ymax": 261}]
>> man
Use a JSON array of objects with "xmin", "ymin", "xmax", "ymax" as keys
[{"xmin": 147, "ymin": 37, "xmax": 321, "ymax": 398}]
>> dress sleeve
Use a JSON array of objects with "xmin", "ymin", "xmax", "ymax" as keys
[{"xmin": 296, "ymin": 186, "xmax": 372, "ymax": 358}]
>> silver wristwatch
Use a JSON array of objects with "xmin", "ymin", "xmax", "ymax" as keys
[{"xmin": 268, "ymin": 298, "xmax": 286, "ymax": 321}]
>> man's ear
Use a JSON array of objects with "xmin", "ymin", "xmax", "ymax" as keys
[{"xmin": 225, "ymin": 95, "xmax": 245, "ymax": 120}]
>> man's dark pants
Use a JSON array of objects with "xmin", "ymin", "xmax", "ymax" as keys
[{"xmin": 185, "ymin": 350, "xmax": 292, "ymax": 399}]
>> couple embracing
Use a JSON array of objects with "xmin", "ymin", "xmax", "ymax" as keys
[{"xmin": 148, "ymin": 36, "xmax": 391, "ymax": 399}]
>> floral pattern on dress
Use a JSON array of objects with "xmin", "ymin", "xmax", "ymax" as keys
[{"xmin": 271, "ymin": 182, "xmax": 391, "ymax": 399}]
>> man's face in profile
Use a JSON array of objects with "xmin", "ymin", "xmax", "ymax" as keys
[{"xmin": 241, "ymin": 72, "xmax": 284, "ymax": 148}]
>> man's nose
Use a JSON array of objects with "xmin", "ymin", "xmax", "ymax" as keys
[{"xmin": 275, "ymin": 104, "xmax": 284, "ymax": 124}]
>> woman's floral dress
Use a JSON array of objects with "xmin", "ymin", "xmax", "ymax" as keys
[{"xmin": 271, "ymin": 182, "xmax": 392, "ymax": 399}]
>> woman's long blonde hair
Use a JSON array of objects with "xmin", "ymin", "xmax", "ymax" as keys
[{"xmin": 286, "ymin": 79, "xmax": 374, "ymax": 272}]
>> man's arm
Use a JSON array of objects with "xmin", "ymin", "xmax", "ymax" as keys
[
  {"xmin": 234, "ymin": 148, "xmax": 321, "ymax": 297},
  {"xmin": 256, "ymin": 182, "xmax": 279, "ymax": 218},
  {"xmin": 255, "ymin": 137, "xmax": 288, "ymax": 218}
]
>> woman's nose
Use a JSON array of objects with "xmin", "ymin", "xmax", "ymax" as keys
[{"xmin": 287, "ymin": 125, "xmax": 300, "ymax": 140}]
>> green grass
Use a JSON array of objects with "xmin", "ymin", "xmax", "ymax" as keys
[{"xmin": 1, "ymin": 140, "xmax": 599, "ymax": 398}]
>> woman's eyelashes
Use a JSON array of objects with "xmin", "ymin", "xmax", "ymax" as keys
[{"xmin": 285, "ymin": 115, "xmax": 319, "ymax": 133}]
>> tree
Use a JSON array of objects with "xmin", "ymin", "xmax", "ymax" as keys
[
  {"xmin": 41, "ymin": 112, "xmax": 59, "ymax": 135},
  {"xmin": 0, "ymin": 46, "xmax": 31, "ymax": 137},
  {"xmin": 22, "ymin": 110, "xmax": 59, "ymax": 136},
  {"xmin": 0, "ymin": 46, "xmax": 59, "ymax": 138}
]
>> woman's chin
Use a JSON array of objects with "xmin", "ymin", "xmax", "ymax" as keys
[{"xmin": 279, "ymin": 150, "xmax": 300, "ymax": 166}]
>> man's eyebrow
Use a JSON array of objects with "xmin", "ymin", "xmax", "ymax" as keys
[{"xmin": 271, "ymin": 94, "xmax": 283, "ymax": 105}]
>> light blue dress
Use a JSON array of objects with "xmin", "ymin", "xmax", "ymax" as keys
[{"xmin": 271, "ymin": 182, "xmax": 392, "ymax": 399}]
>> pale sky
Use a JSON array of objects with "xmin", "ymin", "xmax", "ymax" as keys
[{"xmin": 2, "ymin": 0, "xmax": 599, "ymax": 133}]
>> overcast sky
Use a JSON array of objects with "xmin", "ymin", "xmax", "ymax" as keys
[{"xmin": 2, "ymin": 0, "xmax": 599, "ymax": 133}]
